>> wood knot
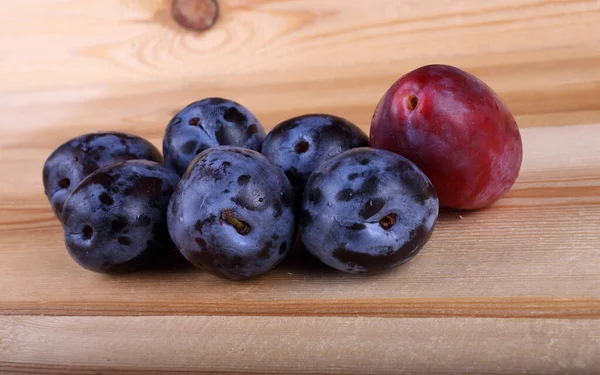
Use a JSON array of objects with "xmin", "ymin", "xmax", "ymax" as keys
[{"xmin": 172, "ymin": 0, "xmax": 219, "ymax": 32}]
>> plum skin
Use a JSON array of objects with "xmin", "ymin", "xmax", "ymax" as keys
[
  {"xmin": 61, "ymin": 160, "xmax": 180, "ymax": 273},
  {"xmin": 162, "ymin": 97, "xmax": 266, "ymax": 176},
  {"xmin": 167, "ymin": 146, "xmax": 295, "ymax": 281},
  {"xmin": 299, "ymin": 147, "xmax": 438, "ymax": 274},
  {"xmin": 370, "ymin": 64, "xmax": 523, "ymax": 210},
  {"xmin": 261, "ymin": 113, "xmax": 369, "ymax": 193},
  {"xmin": 42, "ymin": 132, "xmax": 163, "ymax": 221}
]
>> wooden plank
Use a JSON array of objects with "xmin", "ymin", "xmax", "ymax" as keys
[
  {"xmin": 1, "ymin": 125, "xmax": 598, "ymax": 317},
  {"xmin": 2, "ymin": 0, "xmax": 600, "ymax": 128},
  {"xmin": 1, "ymin": 316, "xmax": 599, "ymax": 374},
  {"xmin": 3, "ymin": 0, "xmax": 600, "ymax": 90},
  {"xmin": 1, "ymin": 1, "xmax": 600, "ymax": 373}
]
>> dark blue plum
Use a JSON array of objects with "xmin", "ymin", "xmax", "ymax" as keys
[
  {"xmin": 62, "ymin": 160, "xmax": 180, "ymax": 273},
  {"xmin": 261, "ymin": 114, "xmax": 368, "ymax": 192},
  {"xmin": 299, "ymin": 148, "xmax": 438, "ymax": 274},
  {"xmin": 43, "ymin": 132, "xmax": 163, "ymax": 221},
  {"xmin": 167, "ymin": 146, "xmax": 295, "ymax": 280},
  {"xmin": 163, "ymin": 98, "xmax": 266, "ymax": 176}
]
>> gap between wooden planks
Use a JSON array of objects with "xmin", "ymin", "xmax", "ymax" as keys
[{"xmin": 1, "ymin": 297, "xmax": 599, "ymax": 318}]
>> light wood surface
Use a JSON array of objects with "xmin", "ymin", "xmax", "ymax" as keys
[
  {"xmin": 1, "ymin": 0, "xmax": 600, "ymax": 374},
  {"xmin": 1, "ymin": 316, "xmax": 599, "ymax": 374}
]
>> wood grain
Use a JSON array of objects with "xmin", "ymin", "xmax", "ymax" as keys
[
  {"xmin": 1, "ymin": 0, "xmax": 600, "ymax": 373},
  {"xmin": 2, "ymin": 0, "xmax": 600, "ymax": 131},
  {"xmin": 1, "ymin": 125, "xmax": 599, "ymax": 317},
  {"xmin": 1, "ymin": 316, "xmax": 599, "ymax": 374}
]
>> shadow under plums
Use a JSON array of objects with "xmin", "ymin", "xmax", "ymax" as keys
[
  {"xmin": 277, "ymin": 234, "xmax": 338, "ymax": 275},
  {"xmin": 108, "ymin": 229, "xmax": 425, "ymax": 280},
  {"xmin": 144, "ymin": 246, "xmax": 198, "ymax": 274},
  {"xmin": 94, "ymin": 246, "xmax": 199, "ymax": 282}
]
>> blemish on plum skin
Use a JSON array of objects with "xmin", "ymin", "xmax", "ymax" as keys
[
  {"xmin": 118, "ymin": 236, "xmax": 133, "ymax": 246},
  {"xmin": 87, "ymin": 172, "xmax": 115, "ymax": 189},
  {"xmin": 215, "ymin": 126, "xmax": 232, "ymax": 145},
  {"xmin": 128, "ymin": 176, "xmax": 163, "ymax": 200},
  {"xmin": 223, "ymin": 107, "xmax": 246, "ymax": 124},
  {"xmin": 279, "ymin": 242, "xmax": 287, "ymax": 255},
  {"xmin": 237, "ymin": 175, "xmax": 251, "ymax": 186},
  {"xmin": 359, "ymin": 176, "xmax": 380, "ymax": 194},
  {"xmin": 245, "ymin": 124, "xmax": 259, "ymax": 137},
  {"xmin": 336, "ymin": 188, "xmax": 354, "ymax": 202},
  {"xmin": 59, "ymin": 178, "xmax": 71, "ymax": 189},
  {"xmin": 189, "ymin": 117, "xmax": 200, "ymax": 126},
  {"xmin": 348, "ymin": 223, "xmax": 366, "ymax": 231},
  {"xmin": 308, "ymin": 188, "xmax": 321, "ymax": 204},
  {"xmin": 273, "ymin": 201, "xmax": 283, "ymax": 218},
  {"xmin": 231, "ymin": 194, "xmax": 266, "ymax": 212},
  {"xmin": 181, "ymin": 140, "xmax": 197, "ymax": 154},
  {"xmin": 359, "ymin": 198, "xmax": 385, "ymax": 219},
  {"xmin": 195, "ymin": 220, "xmax": 205, "ymax": 234},
  {"xmin": 331, "ymin": 247, "xmax": 393, "ymax": 273},
  {"xmin": 257, "ymin": 241, "xmax": 274, "ymax": 259},
  {"xmin": 99, "ymin": 191, "xmax": 114, "ymax": 206},
  {"xmin": 82, "ymin": 225, "xmax": 94, "ymax": 240},
  {"xmin": 221, "ymin": 161, "xmax": 232, "ymax": 172}
]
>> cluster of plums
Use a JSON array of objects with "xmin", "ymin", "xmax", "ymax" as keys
[{"xmin": 43, "ymin": 65, "xmax": 523, "ymax": 280}]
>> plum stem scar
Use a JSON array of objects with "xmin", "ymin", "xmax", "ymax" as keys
[{"xmin": 221, "ymin": 208, "xmax": 250, "ymax": 235}]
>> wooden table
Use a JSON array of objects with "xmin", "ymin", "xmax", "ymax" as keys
[{"xmin": 1, "ymin": 1, "xmax": 599, "ymax": 373}]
